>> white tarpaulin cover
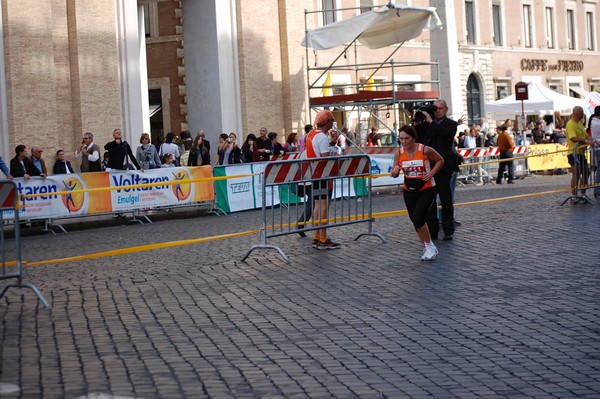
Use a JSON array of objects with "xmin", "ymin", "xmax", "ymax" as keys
[
  {"xmin": 301, "ymin": 4, "xmax": 442, "ymax": 50},
  {"xmin": 486, "ymin": 81, "xmax": 584, "ymax": 114}
]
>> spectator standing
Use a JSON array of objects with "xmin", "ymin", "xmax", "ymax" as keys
[
  {"xmin": 480, "ymin": 117, "xmax": 490, "ymax": 135},
  {"xmin": 197, "ymin": 130, "xmax": 210, "ymax": 152},
  {"xmin": 256, "ymin": 127, "xmax": 273, "ymax": 161},
  {"xmin": 367, "ymin": 127, "xmax": 382, "ymax": 147},
  {"xmin": 531, "ymin": 120, "xmax": 545, "ymax": 144},
  {"xmin": 589, "ymin": 106, "xmax": 600, "ymax": 198},
  {"xmin": 414, "ymin": 99, "xmax": 459, "ymax": 241},
  {"xmin": 328, "ymin": 129, "xmax": 342, "ymax": 156},
  {"xmin": 136, "ymin": 133, "xmax": 161, "ymax": 169},
  {"xmin": 390, "ymin": 122, "xmax": 399, "ymax": 147},
  {"xmin": 241, "ymin": 134, "xmax": 260, "ymax": 163},
  {"xmin": 104, "ymin": 128, "xmax": 141, "ymax": 170},
  {"xmin": 269, "ymin": 132, "xmax": 285, "ymax": 158},
  {"xmin": 216, "ymin": 132, "xmax": 242, "ymax": 165},
  {"xmin": 298, "ymin": 124, "xmax": 311, "ymax": 152},
  {"xmin": 391, "ymin": 125, "xmax": 444, "ymax": 261},
  {"xmin": 303, "ymin": 110, "xmax": 340, "ymax": 250},
  {"xmin": 53, "ymin": 150, "xmax": 74, "ymax": 174},
  {"xmin": 496, "ymin": 124, "xmax": 515, "ymax": 184},
  {"xmin": 29, "ymin": 146, "xmax": 48, "ymax": 176},
  {"xmin": 76, "ymin": 132, "xmax": 102, "ymax": 173},
  {"xmin": 566, "ymin": 106, "xmax": 592, "ymax": 198},
  {"xmin": 284, "ymin": 133, "xmax": 299, "ymax": 153},
  {"xmin": 463, "ymin": 127, "xmax": 477, "ymax": 149},
  {"xmin": 101, "ymin": 152, "xmax": 110, "ymax": 171},
  {"xmin": 158, "ymin": 132, "xmax": 181, "ymax": 166},
  {"xmin": 161, "ymin": 153, "xmax": 176, "ymax": 168},
  {"xmin": 187, "ymin": 134, "xmax": 211, "ymax": 166},
  {"xmin": 10, "ymin": 145, "xmax": 38, "ymax": 179}
]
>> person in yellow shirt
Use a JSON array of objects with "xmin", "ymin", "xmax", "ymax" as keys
[{"xmin": 566, "ymin": 106, "xmax": 593, "ymax": 197}]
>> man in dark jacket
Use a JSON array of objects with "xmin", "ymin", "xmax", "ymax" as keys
[
  {"xmin": 414, "ymin": 99, "xmax": 459, "ymax": 241},
  {"xmin": 104, "ymin": 128, "xmax": 141, "ymax": 170},
  {"xmin": 53, "ymin": 149, "xmax": 75, "ymax": 174},
  {"xmin": 10, "ymin": 145, "xmax": 40, "ymax": 179}
]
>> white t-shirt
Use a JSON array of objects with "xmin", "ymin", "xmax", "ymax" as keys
[
  {"xmin": 304, "ymin": 130, "xmax": 331, "ymax": 157},
  {"xmin": 590, "ymin": 117, "xmax": 600, "ymax": 141},
  {"xmin": 159, "ymin": 143, "xmax": 180, "ymax": 158}
]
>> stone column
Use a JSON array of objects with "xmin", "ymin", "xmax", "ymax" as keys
[
  {"xmin": 182, "ymin": 0, "xmax": 242, "ymax": 158},
  {"xmin": 430, "ymin": 0, "xmax": 464, "ymax": 120}
]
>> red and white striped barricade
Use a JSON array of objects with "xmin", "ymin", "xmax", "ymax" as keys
[
  {"xmin": 242, "ymin": 154, "xmax": 385, "ymax": 263},
  {"xmin": 0, "ymin": 180, "xmax": 50, "ymax": 307},
  {"xmin": 512, "ymin": 146, "xmax": 530, "ymax": 177},
  {"xmin": 457, "ymin": 147, "xmax": 493, "ymax": 185}
]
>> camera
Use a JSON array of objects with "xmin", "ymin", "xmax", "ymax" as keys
[
  {"xmin": 413, "ymin": 104, "xmax": 438, "ymax": 123},
  {"xmin": 227, "ymin": 138, "xmax": 233, "ymax": 143}
]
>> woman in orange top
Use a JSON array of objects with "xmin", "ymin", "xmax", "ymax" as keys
[{"xmin": 391, "ymin": 125, "xmax": 444, "ymax": 261}]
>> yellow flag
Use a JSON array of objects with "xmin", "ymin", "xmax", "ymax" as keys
[
  {"xmin": 365, "ymin": 76, "xmax": 375, "ymax": 91},
  {"xmin": 322, "ymin": 72, "xmax": 332, "ymax": 97}
]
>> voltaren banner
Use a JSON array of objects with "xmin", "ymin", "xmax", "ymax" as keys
[{"xmin": 4, "ymin": 166, "xmax": 214, "ymax": 220}]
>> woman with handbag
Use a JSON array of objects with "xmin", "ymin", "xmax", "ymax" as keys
[
  {"xmin": 391, "ymin": 125, "xmax": 444, "ymax": 261},
  {"xmin": 136, "ymin": 133, "xmax": 161, "ymax": 169}
]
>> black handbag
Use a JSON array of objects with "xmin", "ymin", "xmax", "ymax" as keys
[{"xmin": 404, "ymin": 178, "xmax": 426, "ymax": 191}]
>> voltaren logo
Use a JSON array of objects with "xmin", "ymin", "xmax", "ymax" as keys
[
  {"xmin": 60, "ymin": 176, "xmax": 85, "ymax": 213},
  {"xmin": 171, "ymin": 170, "xmax": 191, "ymax": 201}
]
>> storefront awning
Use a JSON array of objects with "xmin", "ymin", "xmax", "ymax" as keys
[
  {"xmin": 301, "ymin": 4, "xmax": 442, "ymax": 50},
  {"xmin": 569, "ymin": 86, "xmax": 589, "ymax": 98}
]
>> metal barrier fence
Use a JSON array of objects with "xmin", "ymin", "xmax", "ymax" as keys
[
  {"xmin": 0, "ymin": 180, "xmax": 50, "ymax": 307},
  {"xmin": 561, "ymin": 143, "xmax": 597, "ymax": 205},
  {"xmin": 242, "ymin": 154, "xmax": 385, "ymax": 263},
  {"xmin": 457, "ymin": 146, "xmax": 531, "ymax": 186}
]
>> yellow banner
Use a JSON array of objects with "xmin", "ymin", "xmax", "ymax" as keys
[{"xmin": 526, "ymin": 144, "xmax": 570, "ymax": 171}]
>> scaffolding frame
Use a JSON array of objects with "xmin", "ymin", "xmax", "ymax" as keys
[{"xmin": 304, "ymin": 4, "xmax": 441, "ymax": 145}]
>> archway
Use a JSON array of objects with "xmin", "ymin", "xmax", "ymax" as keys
[{"xmin": 466, "ymin": 74, "xmax": 482, "ymax": 125}]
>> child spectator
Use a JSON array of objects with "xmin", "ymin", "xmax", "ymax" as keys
[{"xmin": 161, "ymin": 153, "xmax": 176, "ymax": 168}]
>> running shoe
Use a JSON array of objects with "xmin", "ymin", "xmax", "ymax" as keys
[
  {"xmin": 312, "ymin": 239, "xmax": 320, "ymax": 248},
  {"xmin": 318, "ymin": 239, "xmax": 341, "ymax": 250},
  {"xmin": 421, "ymin": 245, "xmax": 438, "ymax": 261}
]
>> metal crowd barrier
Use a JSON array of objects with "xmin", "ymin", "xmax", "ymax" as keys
[
  {"xmin": 0, "ymin": 179, "xmax": 50, "ymax": 307},
  {"xmin": 561, "ymin": 143, "xmax": 595, "ymax": 205},
  {"xmin": 242, "ymin": 154, "xmax": 385, "ymax": 263},
  {"xmin": 457, "ymin": 146, "xmax": 531, "ymax": 186},
  {"xmin": 457, "ymin": 148, "xmax": 495, "ymax": 186}
]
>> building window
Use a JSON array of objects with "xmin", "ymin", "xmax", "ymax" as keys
[
  {"xmin": 465, "ymin": 0, "xmax": 476, "ymax": 44},
  {"xmin": 396, "ymin": 84, "xmax": 416, "ymax": 92},
  {"xmin": 523, "ymin": 4, "xmax": 533, "ymax": 48},
  {"xmin": 322, "ymin": 0, "xmax": 336, "ymax": 25},
  {"xmin": 495, "ymin": 84, "xmax": 509, "ymax": 100},
  {"xmin": 492, "ymin": 4, "xmax": 503, "ymax": 46},
  {"xmin": 567, "ymin": 9, "xmax": 576, "ymax": 49},
  {"xmin": 142, "ymin": 3, "xmax": 159, "ymax": 38},
  {"xmin": 548, "ymin": 82, "xmax": 562, "ymax": 94},
  {"xmin": 586, "ymin": 11, "xmax": 596, "ymax": 51},
  {"xmin": 545, "ymin": 7, "xmax": 555, "ymax": 49}
]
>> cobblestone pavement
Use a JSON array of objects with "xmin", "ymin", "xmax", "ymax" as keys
[{"xmin": 1, "ymin": 175, "xmax": 599, "ymax": 398}]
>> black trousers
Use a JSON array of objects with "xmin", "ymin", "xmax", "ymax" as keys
[
  {"xmin": 426, "ymin": 170, "xmax": 454, "ymax": 237},
  {"xmin": 497, "ymin": 150, "xmax": 514, "ymax": 182}
]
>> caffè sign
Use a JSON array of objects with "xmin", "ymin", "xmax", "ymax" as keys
[{"xmin": 520, "ymin": 59, "xmax": 584, "ymax": 72}]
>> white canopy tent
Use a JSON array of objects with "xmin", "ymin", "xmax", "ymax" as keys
[
  {"xmin": 486, "ymin": 81, "xmax": 584, "ymax": 115},
  {"xmin": 583, "ymin": 91, "xmax": 600, "ymax": 118},
  {"xmin": 301, "ymin": 4, "xmax": 442, "ymax": 50}
]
